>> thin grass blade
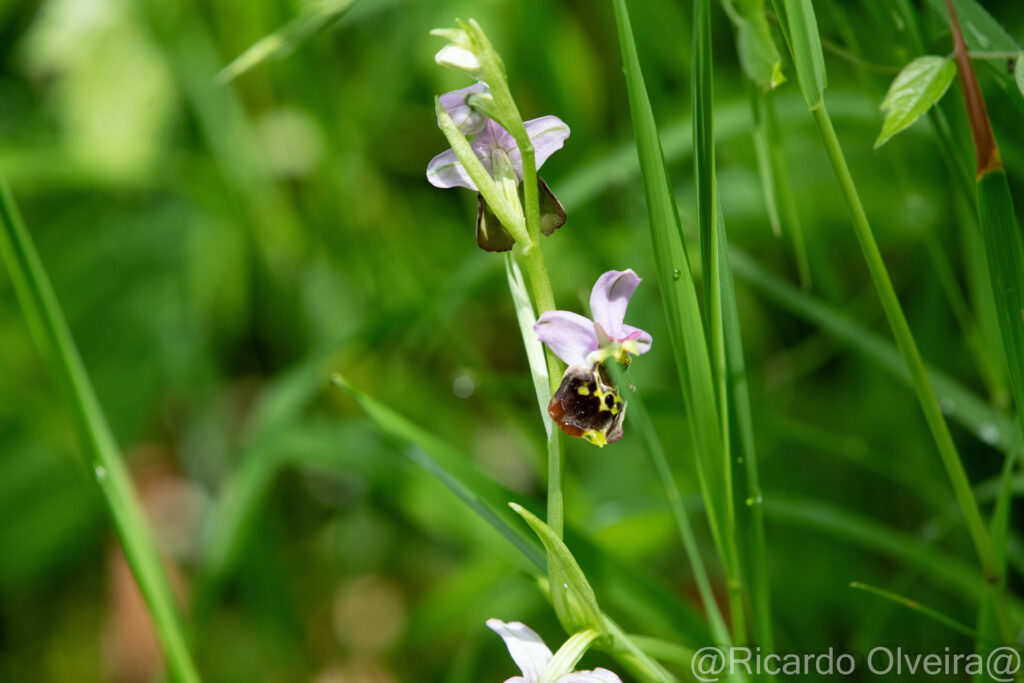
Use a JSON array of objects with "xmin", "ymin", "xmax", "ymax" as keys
[
  {"xmin": 217, "ymin": 0, "xmax": 359, "ymax": 83},
  {"xmin": 0, "ymin": 182, "xmax": 200, "ymax": 683},
  {"xmin": 611, "ymin": 0, "xmax": 731, "ymax": 587},
  {"xmin": 849, "ymin": 582, "xmax": 979, "ymax": 640}
]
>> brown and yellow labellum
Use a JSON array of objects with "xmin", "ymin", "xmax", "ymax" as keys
[{"xmin": 547, "ymin": 363, "xmax": 626, "ymax": 447}]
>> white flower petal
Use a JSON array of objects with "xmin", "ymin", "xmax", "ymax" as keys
[
  {"xmin": 486, "ymin": 619, "xmax": 553, "ymax": 683},
  {"xmin": 556, "ymin": 668, "xmax": 624, "ymax": 683}
]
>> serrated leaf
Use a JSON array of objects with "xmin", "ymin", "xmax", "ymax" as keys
[{"xmin": 875, "ymin": 56, "xmax": 957, "ymax": 149}]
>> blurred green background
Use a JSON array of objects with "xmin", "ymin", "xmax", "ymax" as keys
[{"xmin": 1, "ymin": 0, "xmax": 1023, "ymax": 680}]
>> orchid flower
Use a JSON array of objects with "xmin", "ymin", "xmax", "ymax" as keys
[
  {"xmin": 487, "ymin": 619, "xmax": 622, "ymax": 683},
  {"xmin": 426, "ymin": 83, "xmax": 570, "ymax": 252},
  {"xmin": 534, "ymin": 270, "xmax": 652, "ymax": 367},
  {"xmin": 533, "ymin": 270, "xmax": 652, "ymax": 446}
]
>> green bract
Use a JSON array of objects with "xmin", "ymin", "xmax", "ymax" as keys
[{"xmin": 509, "ymin": 503, "xmax": 604, "ymax": 634}]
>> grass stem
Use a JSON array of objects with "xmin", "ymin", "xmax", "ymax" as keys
[{"xmin": 809, "ymin": 105, "xmax": 1012, "ymax": 640}]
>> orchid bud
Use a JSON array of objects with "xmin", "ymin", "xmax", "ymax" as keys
[{"xmin": 430, "ymin": 28, "xmax": 483, "ymax": 78}]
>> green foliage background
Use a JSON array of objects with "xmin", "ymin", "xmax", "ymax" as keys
[{"xmin": 1, "ymin": 0, "xmax": 1023, "ymax": 680}]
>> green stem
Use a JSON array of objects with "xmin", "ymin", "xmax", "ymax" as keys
[
  {"xmin": 522, "ymin": 237, "xmax": 565, "ymax": 542},
  {"xmin": 810, "ymin": 104, "xmax": 1008, "ymax": 628},
  {"xmin": 625, "ymin": 635, "xmax": 696, "ymax": 667},
  {"xmin": 0, "ymin": 182, "xmax": 201, "ymax": 683}
]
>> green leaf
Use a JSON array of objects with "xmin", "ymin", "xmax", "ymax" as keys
[
  {"xmin": 1016, "ymin": 55, "xmax": 1024, "ymax": 99},
  {"xmin": 781, "ymin": 0, "xmax": 827, "ymax": 108},
  {"xmin": 875, "ymin": 56, "xmax": 957, "ymax": 149},
  {"xmin": 721, "ymin": 0, "xmax": 786, "ymax": 90},
  {"xmin": 509, "ymin": 502, "xmax": 603, "ymax": 634},
  {"xmin": 976, "ymin": 169, "xmax": 1024, "ymax": 451}
]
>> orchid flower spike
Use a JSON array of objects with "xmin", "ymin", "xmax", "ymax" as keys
[
  {"xmin": 426, "ymin": 82, "xmax": 570, "ymax": 252},
  {"xmin": 534, "ymin": 270, "xmax": 652, "ymax": 446},
  {"xmin": 486, "ymin": 619, "xmax": 622, "ymax": 683}
]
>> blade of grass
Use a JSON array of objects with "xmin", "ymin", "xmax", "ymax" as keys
[
  {"xmin": 0, "ymin": 182, "xmax": 201, "ymax": 683},
  {"xmin": 332, "ymin": 376, "xmax": 685, "ymax": 682},
  {"xmin": 922, "ymin": 232, "xmax": 1007, "ymax": 407},
  {"xmin": 691, "ymin": 0, "xmax": 746, "ymax": 647},
  {"xmin": 763, "ymin": 497, "xmax": 1010, "ymax": 610},
  {"xmin": 849, "ymin": 582, "xmax": 979, "ymax": 640},
  {"xmin": 611, "ymin": 0, "xmax": 732, "ymax": 605},
  {"xmin": 729, "ymin": 246, "xmax": 1018, "ymax": 455},
  {"xmin": 332, "ymin": 374, "xmax": 545, "ymax": 569},
  {"xmin": 947, "ymin": 0, "xmax": 1024, "ymax": 468},
  {"xmin": 217, "ymin": 0, "xmax": 360, "ymax": 83},
  {"xmin": 949, "ymin": 0, "xmax": 1024, "ymax": 640},
  {"xmin": 715, "ymin": 205, "xmax": 774, "ymax": 654},
  {"xmin": 605, "ymin": 363, "xmax": 732, "ymax": 649}
]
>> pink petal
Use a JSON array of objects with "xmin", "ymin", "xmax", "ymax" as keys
[
  {"xmin": 589, "ymin": 270, "xmax": 642, "ymax": 339},
  {"xmin": 438, "ymin": 82, "xmax": 490, "ymax": 135},
  {"xmin": 534, "ymin": 310, "xmax": 599, "ymax": 366},
  {"xmin": 620, "ymin": 324, "xmax": 652, "ymax": 354},
  {"xmin": 508, "ymin": 116, "xmax": 570, "ymax": 177},
  {"xmin": 426, "ymin": 148, "xmax": 478, "ymax": 190}
]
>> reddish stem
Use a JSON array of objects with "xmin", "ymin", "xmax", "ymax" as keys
[{"xmin": 945, "ymin": 0, "xmax": 1001, "ymax": 176}]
